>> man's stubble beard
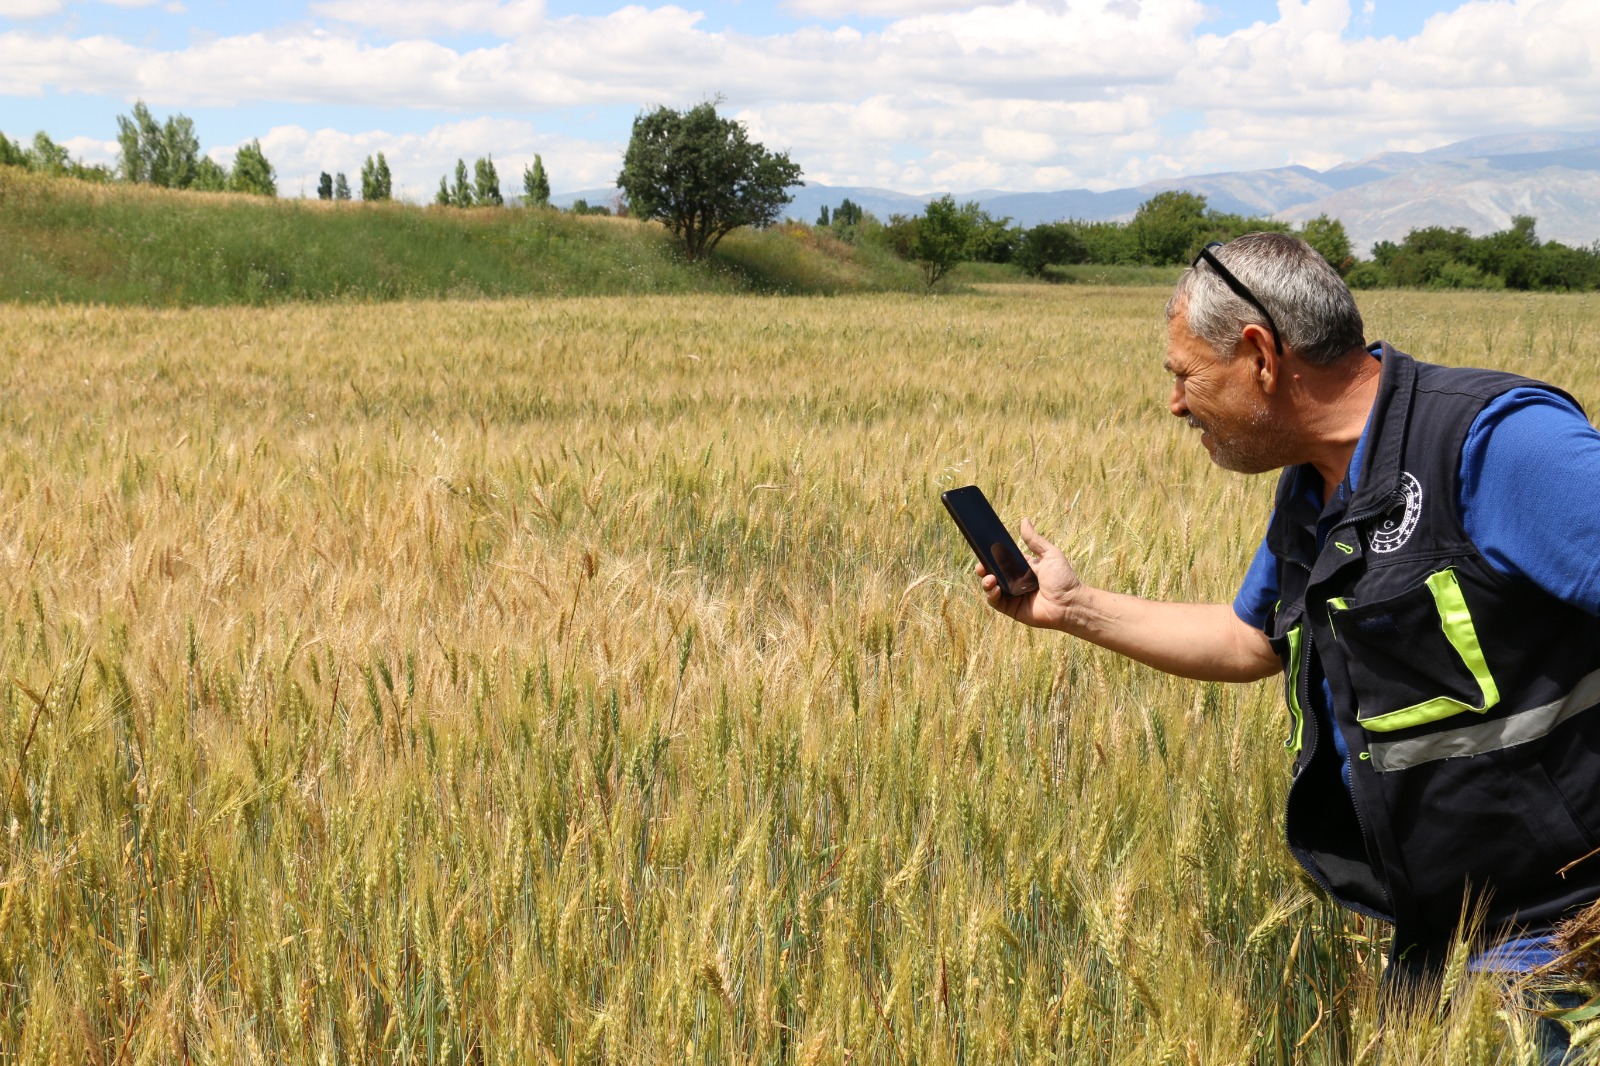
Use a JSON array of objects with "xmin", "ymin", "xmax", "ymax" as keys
[{"xmin": 1194, "ymin": 402, "xmax": 1299, "ymax": 475}]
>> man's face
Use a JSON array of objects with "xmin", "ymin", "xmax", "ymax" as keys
[{"xmin": 1164, "ymin": 309, "xmax": 1295, "ymax": 474}]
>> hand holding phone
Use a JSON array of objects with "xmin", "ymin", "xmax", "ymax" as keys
[{"xmin": 941, "ymin": 485, "xmax": 1039, "ymax": 597}]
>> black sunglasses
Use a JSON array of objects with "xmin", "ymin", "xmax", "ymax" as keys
[{"xmin": 1192, "ymin": 241, "xmax": 1283, "ymax": 357}]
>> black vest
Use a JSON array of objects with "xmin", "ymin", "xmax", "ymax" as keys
[{"xmin": 1266, "ymin": 344, "xmax": 1600, "ymax": 964}]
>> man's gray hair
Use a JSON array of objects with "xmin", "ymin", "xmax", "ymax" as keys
[{"xmin": 1166, "ymin": 232, "xmax": 1365, "ymax": 367}]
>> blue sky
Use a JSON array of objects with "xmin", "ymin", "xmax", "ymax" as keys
[{"xmin": 4, "ymin": 0, "xmax": 1595, "ymax": 200}]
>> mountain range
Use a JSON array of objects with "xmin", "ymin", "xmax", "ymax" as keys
[{"xmin": 555, "ymin": 129, "xmax": 1600, "ymax": 257}]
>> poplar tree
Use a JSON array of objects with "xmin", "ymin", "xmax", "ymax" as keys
[{"xmin": 523, "ymin": 154, "xmax": 551, "ymax": 207}]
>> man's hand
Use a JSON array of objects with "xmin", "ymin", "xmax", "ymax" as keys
[
  {"xmin": 976, "ymin": 518, "xmax": 1078, "ymax": 631},
  {"xmin": 973, "ymin": 515, "xmax": 1280, "ymax": 683}
]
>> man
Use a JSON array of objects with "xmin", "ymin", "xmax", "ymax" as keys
[{"xmin": 977, "ymin": 231, "xmax": 1600, "ymax": 1053}]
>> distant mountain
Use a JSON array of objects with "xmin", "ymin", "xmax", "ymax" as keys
[{"xmin": 555, "ymin": 129, "xmax": 1600, "ymax": 256}]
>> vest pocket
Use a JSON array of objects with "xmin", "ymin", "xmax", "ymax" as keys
[{"xmin": 1328, "ymin": 569, "xmax": 1500, "ymax": 733}]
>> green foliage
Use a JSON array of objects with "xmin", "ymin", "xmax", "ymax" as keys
[
  {"xmin": 450, "ymin": 159, "xmax": 474, "ymax": 208},
  {"xmin": 317, "ymin": 171, "xmax": 333, "ymax": 201},
  {"xmin": 523, "ymin": 154, "xmax": 551, "ymax": 208},
  {"xmin": 115, "ymin": 102, "xmax": 201, "ymax": 188},
  {"xmin": 0, "ymin": 166, "xmax": 919, "ymax": 305},
  {"xmin": 617, "ymin": 100, "xmax": 803, "ymax": 260},
  {"xmin": 192, "ymin": 156, "xmax": 229, "ymax": 192},
  {"xmin": 818, "ymin": 197, "xmax": 875, "ymax": 245},
  {"xmin": 334, "ymin": 172, "xmax": 351, "ymax": 201},
  {"xmin": 0, "ymin": 130, "xmax": 24, "ymax": 168},
  {"xmin": 473, "ymin": 155, "xmax": 503, "ymax": 207},
  {"xmin": 1132, "ymin": 190, "xmax": 1210, "ymax": 265},
  {"xmin": 1298, "ymin": 214, "xmax": 1354, "ymax": 274},
  {"xmin": 1359, "ymin": 217, "xmax": 1599, "ymax": 292},
  {"xmin": 229, "ymin": 140, "xmax": 276, "ymax": 197},
  {"xmin": 360, "ymin": 153, "xmax": 392, "ymax": 201},
  {"xmin": 890, "ymin": 195, "xmax": 992, "ymax": 289},
  {"xmin": 568, "ymin": 198, "xmax": 611, "ymax": 217},
  {"xmin": 26, "ymin": 131, "xmax": 72, "ymax": 176},
  {"xmin": 1016, "ymin": 221, "xmax": 1089, "ymax": 277}
]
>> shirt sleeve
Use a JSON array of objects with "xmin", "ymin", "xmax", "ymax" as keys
[
  {"xmin": 1233, "ymin": 531, "xmax": 1279, "ymax": 630},
  {"xmin": 1460, "ymin": 387, "xmax": 1600, "ymax": 615}
]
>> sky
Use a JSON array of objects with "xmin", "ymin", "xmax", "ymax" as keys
[{"xmin": 2, "ymin": 0, "xmax": 1598, "ymax": 201}]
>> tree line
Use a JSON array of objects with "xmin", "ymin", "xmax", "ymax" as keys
[{"xmin": 813, "ymin": 188, "xmax": 1600, "ymax": 293}]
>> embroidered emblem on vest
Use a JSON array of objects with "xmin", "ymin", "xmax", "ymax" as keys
[{"xmin": 1369, "ymin": 472, "xmax": 1422, "ymax": 554}]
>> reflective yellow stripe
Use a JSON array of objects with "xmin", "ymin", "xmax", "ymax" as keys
[
  {"xmin": 1285, "ymin": 623, "xmax": 1305, "ymax": 754},
  {"xmin": 1355, "ymin": 569, "xmax": 1500, "ymax": 733}
]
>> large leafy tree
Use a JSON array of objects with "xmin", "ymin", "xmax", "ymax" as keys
[
  {"xmin": 1132, "ymin": 190, "xmax": 1209, "ymax": 265},
  {"xmin": 115, "ymin": 102, "xmax": 200, "ymax": 188},
  {"xmin": 616, "ymin": 101, "xmax": 802, "ymax": 260},
  {"xmin": 230, "ymin": 140, "xmax": 276, "ymax": 196},
  {"xmin": 1298, "ymin": 214, "xmax": 1354, "ymax": 275}
]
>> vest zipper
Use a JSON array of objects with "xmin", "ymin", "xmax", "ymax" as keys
[
  {"xmin": 1319, "ymin": 606, "xmax": 1395, "ymax": 919},
  {"xmin": 1283, "ymin": 567, "xmax": 1395, "ymax": 922}
]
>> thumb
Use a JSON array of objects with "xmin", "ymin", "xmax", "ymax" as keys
[{"xmin": 1019, "ymin": 517, "xmax": 1057, "ymax": 557}]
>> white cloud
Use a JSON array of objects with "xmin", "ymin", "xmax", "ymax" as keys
[
  {"xmin": 0, "ymin": 0, "xmax": 63, "ymax": 16},
  {"xmin": 779, "ymin": 0, "xmax": 977, "ymax": 18},
  {"xmin": 309, "ymin": 0, "xmax": 546, "ymax": 38},
  {"xmin": 4, "ymin": 0, "xmax": 1600, "ymax": 193}
]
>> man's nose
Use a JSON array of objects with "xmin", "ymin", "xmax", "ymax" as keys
[{"xmin": 1169, "ymin": 380, "xmax": 1187, "ymax": 418}]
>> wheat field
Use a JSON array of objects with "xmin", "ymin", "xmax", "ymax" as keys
[{"xmin": 1, "ymin": 287, "xmax": 1598, "ymax": 1064}]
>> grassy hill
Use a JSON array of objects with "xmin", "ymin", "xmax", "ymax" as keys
[{"xmin": 0, "ymin": 169, "xmax": 923, "ymax": 305}]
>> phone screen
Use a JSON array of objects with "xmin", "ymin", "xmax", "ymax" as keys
[{"xmin": 940, "ymin": 485, "xmax": 1039, "ymax": 597}]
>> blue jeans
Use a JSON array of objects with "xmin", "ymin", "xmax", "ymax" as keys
[{"xmin": 1527, "ymin": 988, "xmax": 1587, "ymax": 1066}]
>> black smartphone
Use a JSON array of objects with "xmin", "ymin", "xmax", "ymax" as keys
[{"xmin": 940, "ymin": 485, "xmax": 1039, "ymax": 597}]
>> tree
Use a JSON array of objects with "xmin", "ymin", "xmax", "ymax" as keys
[
  {"xmin": 911, "ymin": 194, "xmax": 981, "ymax": 288},
  {"xmin": 523, "ymin": 154, "xmax": 551, "ymax": 207},
  {"xmin": 1132, "ymin": 190, "xmax": 1209, "ymax": 265},
  {"xmin": 230, "ymin": 140, "xmax": 276, "ymax": 196},
  {"xmin": 0, "ymin": 132, "xmax": 24, "ymax": 168},
  {"xmin": 616, "ymin": 100, "xmax": 803, "ymax": 261},
  {"xmin": 373, "ymin": 153, "xmax": 392, "ymax": 200},
  {"xmin": 473, "ymin": 155, "xmax": 502, "ymax": 206},
  {"xmin": 816, "ymin": 204, "xmax": 830, "ymax": 227},
  {"xmin": 451, "ymin": 159, "xmax": 474, "ymax": 207},
  {"xmin": 317, "ymin": 171, "xmax": 334, "ymax": 200},
  {"xmin": 193, "ymin": 156, "xmax": 229, "ymax": 191},
  {"xmin": 115, "ymin": 102, "xmax": 200, "ymax": 188},
  {"xmin": 360, "ymin": 153, "xmax": 393, "ymax": 201},
  {"xmin": 26, "ymin": 132, "xmax": 71, "ymax": 175},
  {"xmin": 1299, "ymin": 214, "xmax": 1353, "ymax": 275},
  {"xmin": 435, "ymin": 176, "xmax": 451, "ymax": 206},
  {"xmin": 1016, "ymin": 222, "xmax": 1089, "ymax": 277},
  {"xmin": 334, "ymin": 172, "xmax": 351, "ymax": 201}
]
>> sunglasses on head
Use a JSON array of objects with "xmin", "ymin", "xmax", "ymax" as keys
[{"xmin": 1192, "ymin": 241, "xmax": 1283, "ymax": 357}]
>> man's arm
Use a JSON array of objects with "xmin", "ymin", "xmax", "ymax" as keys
[{"xmin": 978, "ymin": 518, "xmax": 1281, "ymax": 683}]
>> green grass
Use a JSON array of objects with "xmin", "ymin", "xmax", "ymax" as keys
[{"xmin": 0, "ymin": 169, "xmax": 922, "ymax": 306}]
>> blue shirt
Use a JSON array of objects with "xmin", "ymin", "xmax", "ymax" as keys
[{"xmin": 1232, "ymin": 383, "xmax": 1600, "ymax": 971}]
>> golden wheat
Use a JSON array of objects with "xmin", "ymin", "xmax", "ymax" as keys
[{"xmin": 1, "ymin": 287, "xmax": 1597, "ymax": 1063}]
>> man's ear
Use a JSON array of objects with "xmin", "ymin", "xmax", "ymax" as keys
[{"xmin": 1241, "ymin": 323, "xmax": 1280, "ymax": 394}]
